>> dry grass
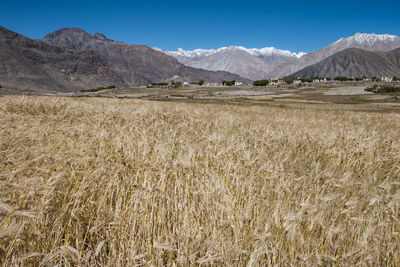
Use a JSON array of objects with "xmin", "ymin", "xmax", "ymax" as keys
[{"xmin": 1, "ymin": 95, "xmax": 400, "ymax": 266}]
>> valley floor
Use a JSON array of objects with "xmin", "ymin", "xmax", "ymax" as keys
[{"xmin": 0, "ymin": 95, "xmax": 399, "ymax": 265}]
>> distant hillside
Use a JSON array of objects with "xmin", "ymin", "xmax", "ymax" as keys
[
  {"xmin": 291, "ymin": 47, "xmax": 400, "ymax": 78},
  {"xmin": 42, "ymin": 28, "xmax": 248, "ymax": 86},
  {"xmin": 0, "ymin": 26, "xmax": 127, "ymax": 93},
  {"xmin": 161, "ymin": 46, "xmax": 303, "ymax": 80},
  {"xmin": 267, "ymin": 33, "xmax": 400, "ymax": 78}
]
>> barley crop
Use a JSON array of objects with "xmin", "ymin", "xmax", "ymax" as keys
[{"xmin": 0, "ymin": 96, "xmax": 399, "ymax": 266}]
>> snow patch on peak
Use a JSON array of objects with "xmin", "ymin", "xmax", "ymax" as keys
[
  {"xmin": 243, "ymin": 46, "xmax": 306, "ymax": 58},
  {"xmin": 161, "ymin": 46, "xmax": 306, "ymax": 59},
  {"xmin": 163, "ymin": 47, "xmax": 221, "ymax": 58},
  {"xmin": 336, "ymin": 33, "xmax": 399, "ymax": 44},
  {"xmin": 352, "ymin": 33, "xmax": 398, "ymax": 43}
]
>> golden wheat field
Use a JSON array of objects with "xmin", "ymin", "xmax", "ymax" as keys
[{"xmin": 0, "ymin": 95, "xmax": 400, "ymax": 266}]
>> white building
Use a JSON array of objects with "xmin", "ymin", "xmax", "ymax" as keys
[
  {"xmin": 235, "ymin": 81, "xmax": 243, "ymax": 86},
  {"xmin": 205, "ymin": 82, "xmax": 221, "ymax": 87},
  {"xmin": 381, "ymin": 77, "xmax": 393, "ymax": 82},
  {"xmin": 313, "ymin": 78, "xmax": 328, "ymax": 83},
  {"xmin": 293, "ymin": 80, "xmax": 302, "ymax": 84}
]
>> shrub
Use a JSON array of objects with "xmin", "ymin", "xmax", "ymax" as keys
[
  {"xmin": 81, "ymin": 85, "xmax": 116, "ymax": 92},
  {"xmin": 365, "ymin": 84, "xmax": 400, "ymax": 93},
  {"xmin": 222, "ymin": 80, "xmax": 236, "ymax": 86},
  {"xmin": 253, "ymin": 80, "xmax": 269, "ymax": 86}
]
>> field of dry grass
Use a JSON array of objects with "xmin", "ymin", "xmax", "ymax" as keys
[{"xmin": 1, "ymin": 95, "xmax": 399, "ymax": 266}]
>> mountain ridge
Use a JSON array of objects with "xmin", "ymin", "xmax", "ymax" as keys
[
  {"xmin": 159, "ymin": 46, "xmax": 303, "ymax": 80},
  {"xmin": 42, "ymin": 27, "xmax": 248, "ymax": 86},
  {"xmin": 291, "ymin": 47, "xmax": 400, "ymax": 78},
  {"xmin": 160, "ymin": 46, "xmax": 306, "ymax": 59},
  {"xmin": 267, "ymin": 33, "xmax": 400, "ymax": 78},
  {"xmin": 158, "ymin": 33, "xmax": 400, "ymax": 80},
  {"xmin": 0, "ymin": 26, "xmax": 249, "ymax": 93},
  {"xmin": 0, "ymin": 26, "xmax": 128, "ymax": 93}
]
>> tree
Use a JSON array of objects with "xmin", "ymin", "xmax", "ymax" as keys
[
  {"xmin": 253, "ymin": 80, "xmax": 269, "ymax": 86},
  {"xmin": 198, "ymin": 80, "xmax": 205, "ymax": 86},
  {"xmin": 283, "ymin": 76, "xmax": 294, "ymax": 84},
  {"xmin": 334, "ymin": 76, "xmax": 350, "ymax": 82},
  {"xmin": 222, "ymin": 80, "xmax": 236, "ymax": 86},
  {"xmin": 171, "ymin": 81, "xmax": 182, "ymax": 88}
]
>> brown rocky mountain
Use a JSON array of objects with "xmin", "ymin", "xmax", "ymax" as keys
[
  {"xmin": 42, "ymin": 28, "xmax": 248, "ymax": 86},
  {"xmin": 177, "ymin": 47, "xmax": 271, "ymax": 81},
  {"xmin": 267, "ymin": 33, "xmax": 400, "ymax": 78},
  {"xmin": 0, "ymin": 26, "xmax": 247, "ymax": 93},
  {"xmin": 0, "ymin": 26, "xmax": 127, "ymax": 93},
  {"xmin": 291, "ymin": 47, "xmax": 400, "ymax": 78}
]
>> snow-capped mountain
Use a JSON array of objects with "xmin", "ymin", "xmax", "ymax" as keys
[
  {"xmin": 291, "ymin": 47, "xmax": 400, "ymax": 79},
  {"xmin": 154, "ymin": 33, "xmax": 400, "ymax": 80},
  {"xmin": 156, "ymin": 46, "xmax": 306, "ymax": 80},
  {"xmin": 159, "ymin": 46, "xmax": 306, "ymax": 59},
  {"xmin": 333, "ymin": 33, "xmax": 399, "ymax": 49},
  {"xmin": 267, "ymin": 33, "xmax": 400, "ymax": 78}
]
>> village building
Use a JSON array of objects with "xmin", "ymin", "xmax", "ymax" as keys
[
  {"xmin": 270, "ymin": 79, "xmax": 285, "ymax": 86},
  {"xmin": 381, "ymin": 77, "xmax": 393, "ymax": 82},
  {"xmin": 313, "ymin": 78, "xmax": 328, "ymax": 83},
  {"xmin": 205, "ymin": 82, "xmax": 221, "ymax": 87}
]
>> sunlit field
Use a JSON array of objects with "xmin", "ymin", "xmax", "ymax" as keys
[{"xmin": 1, "ymin": 96, "xmax": 399, "ymax": 265}]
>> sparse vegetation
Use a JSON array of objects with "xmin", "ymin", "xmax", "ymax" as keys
[
  {"xmin": 301, "ymin": 78, "xmax": 313, "ymax": 83},
  {"xmin": 365, "ymin": 84, "xmax": 400, "ymax": 93},
  {"xmin": 80, "ymin": 85, "xmax": 116, "ymax": 92},
  {"xmin": 282, "ymin": 76, "xmax": 294, "ymax": 84},
  {"xmin": 253, "ymin": 79, "xmax": 269, "ymax": 86},
  {"xmin": 222, "ymin": 80, "xmax": 236, "ymax": 86},
  {"xmin": 1, "ymin": 96, "xmax": 399, "ymax": 265},
  {"xmin": 334, "ymin": 76, "xmax": 353, "ymax": 81},
  {"xmin": 147, "ymin": 82, "xmax": 169, "ymax": 88},
  {"xmin": 171, "ymin": 81, "xmax": 182, "ymax": 88}
]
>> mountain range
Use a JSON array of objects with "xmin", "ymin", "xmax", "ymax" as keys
[
  {"xmin": 0, "ymin": 26, "xmax": 247, "ymax": 93},
  {"xmin": 268, "ymin": 33, "xmax": 400, "ymax": 78},
  {"xmin": 292, "ymin": 47, "xmax": 400, "ymax": 78},
  {"xmin": 161, "ymin": 33, "xmax": 400, "ymax": 80},
  {"xmin": 1, "ymin": 25, "xmax": 400, "ymax": 94},
  {"xmin": 159, "ymin": 46, "xmax": 306, "ymax": 80},
  {"xmin": 0, "ymin": 26, "xmax": 127, "ymax": 93}
]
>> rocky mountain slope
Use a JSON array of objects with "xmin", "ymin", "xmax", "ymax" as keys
[
  {"xmin": 267, "ymin": 33, "xmax": 400, "ymax": 78},
  {"xmin": 167, "ymin": 47, "xmax": 271, "ymax": 81},
  {"xmin": 160, "ymin": 46, "xmax": 305, "ymax": 80},
  {"xmin": 291, "ymin": 47, "xmax": 400, "ymax": 78},
  {"xmin": 0, "ymin": 26, "xmax": 128, "ymax": 93},
  {"xmin": 42, "ymin": 28, "xmax": 247, "ymax": 86}
]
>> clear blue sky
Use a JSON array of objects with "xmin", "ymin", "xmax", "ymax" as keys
[{"xmin": 1, "ymin": 0, "xmax": 399, "ymax": 53}]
